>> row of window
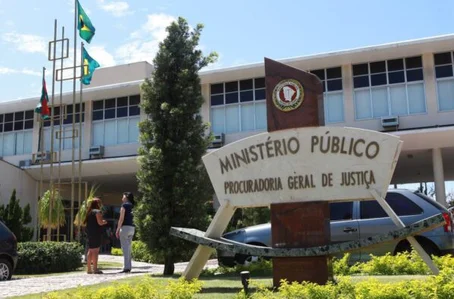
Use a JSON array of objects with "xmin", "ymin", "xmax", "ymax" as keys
[
  {"xmin": 434, "ymin": 51, "xmax": 454, "ymax": 111},
  {"xmin": 43, "ymin": 104, "xmax": 85, "ymax": 127},
  {"xmin": 92, "ymin": 95, "xmax": 140, "ymax": 120},
  {"xmin": 0, "ymin": 110, "xmax": 34, "ymax": 132},
  {"xmin": 0, "ymin": 131, "xmax": 33, "ymax": 156},
  {"xmin": 209, "ymin": 53, "xmax": 454, "ymax": 133}
]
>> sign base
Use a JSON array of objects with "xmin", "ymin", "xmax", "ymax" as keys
[
  {"xmin": 271, "ymin": 201, "xmax": 331, "ymax": 287},
  {"xmin": 272, "ymin": 256, "xmax": 332, "ymax": 286}
]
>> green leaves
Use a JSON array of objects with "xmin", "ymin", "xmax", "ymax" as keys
[
  {"xmin": 0, "ymin": 189, "xmax": 33, "ymax": 241},
  {"xmin": 136, "ymin": 16, "xmax": 215, "ymax": 274}
]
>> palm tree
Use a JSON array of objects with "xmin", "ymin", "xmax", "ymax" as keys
[
  {"xmin": 38, "ymin": 189, "xmax": 66, "ymax": 240},
  {"xmin": 74, "ymin": 184, "xmax": 100, "ymax": 227}
]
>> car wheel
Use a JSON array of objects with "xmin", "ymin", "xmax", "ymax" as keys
[
  {"xmin": 394, "ymin": 239, "xmax": 440, "ymax": 258},
  {"xmin": 0, "ymin": 258, "xmax": 12, "ymax": 281}
]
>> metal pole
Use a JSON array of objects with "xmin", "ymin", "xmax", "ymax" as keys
[
  {"xmin": 47, "ymin": 19, "xmax": 58, "ymax": 241},
  {"xmin": 56, "ymin": 26, "xmax": 65, "ymax": 241},
  {"xmin": 77, "ymin": 41, "xmax": 84, "ymax": 242},
  {"xmin": 37, "ymin": 66, "xmax": 46, "ymax": 242},
  {"xmin": 70, "ymin": 0, "xmax": 78, "ymax": 242}
]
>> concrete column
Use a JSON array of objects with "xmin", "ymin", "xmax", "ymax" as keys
[
  {"xmin": 422, "ymin": 53, "xmax": 437, "ymax": 116},
  {"xmin": 432, "ymin": 148, "xmax": 446, "ymax": 206},
  {"xmin": 341, "ymin": 64, "xmax": 354, "ymax": 126},
  {"xmin": 83, "ymin": 100, "xmax": 92, "ymax": 160}
]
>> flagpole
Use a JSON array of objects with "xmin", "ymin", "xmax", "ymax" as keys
[
  {"xmin": 77, "ymin": 41, "xmax": 84, "ymax": 242},
  {"xmin": 56, "ymin": 26, "xmax": 65, "ymax": 240},
  {"xmin": 37, "ymin": 67, "xmax": 46, "ymax": 242},
  {"xmin": 47, "ymin": 19, "xmax": 58, "ymax": 241},
  {"xmin": 70, "ymin": 0, "xmax": 78, "ymax": 242}
]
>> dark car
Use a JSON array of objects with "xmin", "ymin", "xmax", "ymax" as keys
[{"xmin": 0, "ymin": 220, "xmax": 18, "ymax": 280}]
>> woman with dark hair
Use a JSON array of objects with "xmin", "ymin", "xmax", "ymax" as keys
[
  {"xmin": 116, "ymin": 192, "xmax": 135, "ymax": 273},
  {"xmin": 84, "ymin": 197, "xmax": 107, "ymax": 274}
]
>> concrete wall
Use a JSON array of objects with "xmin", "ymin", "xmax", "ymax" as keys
[{"xmin": 0, "ymin": 160, "xmax": 37, "ymax": 232}]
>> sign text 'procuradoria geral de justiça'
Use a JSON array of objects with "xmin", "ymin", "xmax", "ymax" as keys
[{"xmin": 204, "ymin": 127, "xmax": 397, "ymax": 206}]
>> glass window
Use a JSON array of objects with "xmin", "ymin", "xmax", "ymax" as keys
[
  {"xmin": 211, "ymin": 95, "xmax": 224, "ymax": 106},
  {"xmin": 360, "ymin": 193, "xmax": 423, "ymax": 219},
  {"xmin": 330, "ymin": 202, "xmax": 353, "ymax": 221},
  {"xmin": 326, "ymin": 67, "xmax": 342, "ymax": 79},
  {"xmin": 240, "ymin": 79, "xmax": 253, "ymax": 90},
  {"xmin": 211, "ymin": 83, "xmax": 224, "ymax": 94},
  {"xmin": 311, "ymin": 69, "xmax": 325, "ymax": 80},
  {"xmin": 354, "ymin": 56, "xmax": 425, "ymax": 119},
  {"xmin": 386, "ymin": 193, "xmax": 423, "ymax": 216},
  {"xmin": 434, "ymin": 52, "xmax": 452, "ymax": 65},
  {"xmin": 370, "ymin": 61, "xmax": 386, "ymax": 73},
  {"xmin": 353, "ymin": 64, "xmax": 368, "ymax": 76},
  {"xmin": 255, "ymin": 78, "xmax": 265, "ymax": 89},
  {"xmin": 387, "ymin": 59, "xmax": 404, "ymax": 71},
  {"xmin": 225, "ymin": 81, "xmax": 238, "ymax": 92},
  {"xmin": 93, "ymin": 100, "xmax": 104, "ymax": 110}
]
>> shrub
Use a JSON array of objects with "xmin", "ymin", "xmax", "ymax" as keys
[
  {"xmin": 235, "ymin": 268, "xmax": 454, "ymax": 299},
  {"xmin": 132, "ymin": 240, "xmax": 157, "ymax": 263},
  {"xmin": 16, "ymin": 242, "xmax": 83, "ymax": 274},
  {"xmin": 111, "ymin": 247, "xmax": 122, "ymax": 256},
  {"xmin": 44, "ymin": 277, "xmax": 202, "ymax": 299}
]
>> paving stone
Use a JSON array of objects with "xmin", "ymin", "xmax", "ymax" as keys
[{"xmin": 0, "ymin": 255, "xmax": 218, "ymax": 298}]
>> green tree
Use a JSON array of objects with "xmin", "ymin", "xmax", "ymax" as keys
[
  {"xmin": 0, "ymin": 189, "xmax": 33, "ymax": 241},
  {"xmin": 136, "ymin": 17, "xmax": 217, "ymax": 275}
]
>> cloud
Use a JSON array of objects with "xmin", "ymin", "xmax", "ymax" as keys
[
  {"xmin": 116, "ymin": 13, "xmax": 176, "ymax": 64},
  {"xmin": 0, "ymin": 67, "xmax": 41, "ymax": 76},
  {"xmin": 2, "ymin": 32, "xmax": 47, "ymax": 55},
  {"xmin": 89, "ymin": 45, "xmax": 116, "ymax": 67},
  {"xmin": 97, "ymin": 0, "xmax": 133, "ymax": 17}
]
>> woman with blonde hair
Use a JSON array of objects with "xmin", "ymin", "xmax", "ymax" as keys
[{"xmin": 84, "ymin": 197, "xmax": 107, "ymax": 274}]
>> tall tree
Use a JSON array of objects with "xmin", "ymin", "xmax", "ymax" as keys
[{"xmin": 136, "ymin": 17, "xmax": 217, "ymax": 275}]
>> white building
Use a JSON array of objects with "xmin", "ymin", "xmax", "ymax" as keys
[{"xmin": 1, "ymin": 34, "xmax": 454, "ymax": 239}]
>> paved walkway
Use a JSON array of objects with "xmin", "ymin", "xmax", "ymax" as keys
[{"xmin": 0, "ymin": 255, "xmax": 218, "ymax": 298}]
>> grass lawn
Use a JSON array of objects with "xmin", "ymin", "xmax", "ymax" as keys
[
  {"xmin": 12, "ymin": 273, "xmax": 430, "ymax": 299},
  {"xmin": 14, "ymin": 261, "xmax": 123, "ymax": 279}
]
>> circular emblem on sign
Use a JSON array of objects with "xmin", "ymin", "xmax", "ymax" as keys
[{"xmin": 272, "ymin": 79, "xmax": 304, "ymax": 112}]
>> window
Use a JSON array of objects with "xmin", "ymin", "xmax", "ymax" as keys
[
  {"xmin": 330, "ymin": 202, "xmax": 353, "ymax": 221},
  {"xmin": 352, "ymin": 56, "xmax": 426, "ymax": 119},
  {"xmin": 0, "ymin": 110, "xmax": 34, "ymax": 156},
  {"xmin": 360, "ymin": 193, "xmax": 423, "ymax": 219},
  {"xmin": 310, "ymin": 67, "xmax": 344, "ymax": 123},
  {"xmin": 92, "ymin": 95, "xmax": 140, "ymax": 146},
  {"xmin": 210, "ymin": 78, "xmax": 266, "ymax": 134},
  {"xmin": 434, "ymin": 51, "xmax": 454, "ymax": 111},
  {"xmin": 43, "ymin": 104, "xmax": 85, "ymax": 151}
]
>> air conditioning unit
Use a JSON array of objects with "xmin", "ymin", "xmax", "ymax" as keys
[
  {"xmin": 381, "ymin": 116, "xmax": 399, "ymax": 129},
  {"xmin": 19, "ymin": 159, "xmax": 32, "ymax": 168},
  {"xmin": 210, "ymin": 133, "xmax": 225, "ymax": 149},
  {"xmin": 34, "ymin": 151, "xmax": 52, "ymax": 164},
  {"xmin": 89, "ymin": 145, "xmax": 105, "ymax": 159}
]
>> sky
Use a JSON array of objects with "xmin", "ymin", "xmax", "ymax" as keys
[
  {"xmin": 1, "ymin": 0, "xmax": 454, "ymax": 102},
  {"xmin": 0, "ymin": 0, "xmax": 453, "ymax": 193}
]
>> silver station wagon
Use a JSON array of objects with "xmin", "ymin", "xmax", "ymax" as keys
[{"xmin": 217, "ymin": 189, "xmax": 454, "ymax": 266}]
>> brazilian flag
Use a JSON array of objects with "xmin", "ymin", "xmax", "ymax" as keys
[
  {"xmin": 77, "ymin": 0, "xmax": 95, "ymax": 43},
  {"xmin": 81, "ymin": 47, "xmax": 100, "ymax": 85}
]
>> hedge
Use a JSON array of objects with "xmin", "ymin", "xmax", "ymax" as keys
[{"xmin": 16, "ymin": 242, "xmax": 83, "ymax": 274}]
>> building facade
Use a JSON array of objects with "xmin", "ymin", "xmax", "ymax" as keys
[{"xmin": 1, "ymin": 35, "xmax": 454, "ymax": 239}]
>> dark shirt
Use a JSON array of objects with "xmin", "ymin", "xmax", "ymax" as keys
[
  {"xmin": 122, "ymin": 202, "xmax": 134, "ymax": 227},
  {"xmin": 86, "ymin": 209, "xmax": 103, "ymax": 237}
]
